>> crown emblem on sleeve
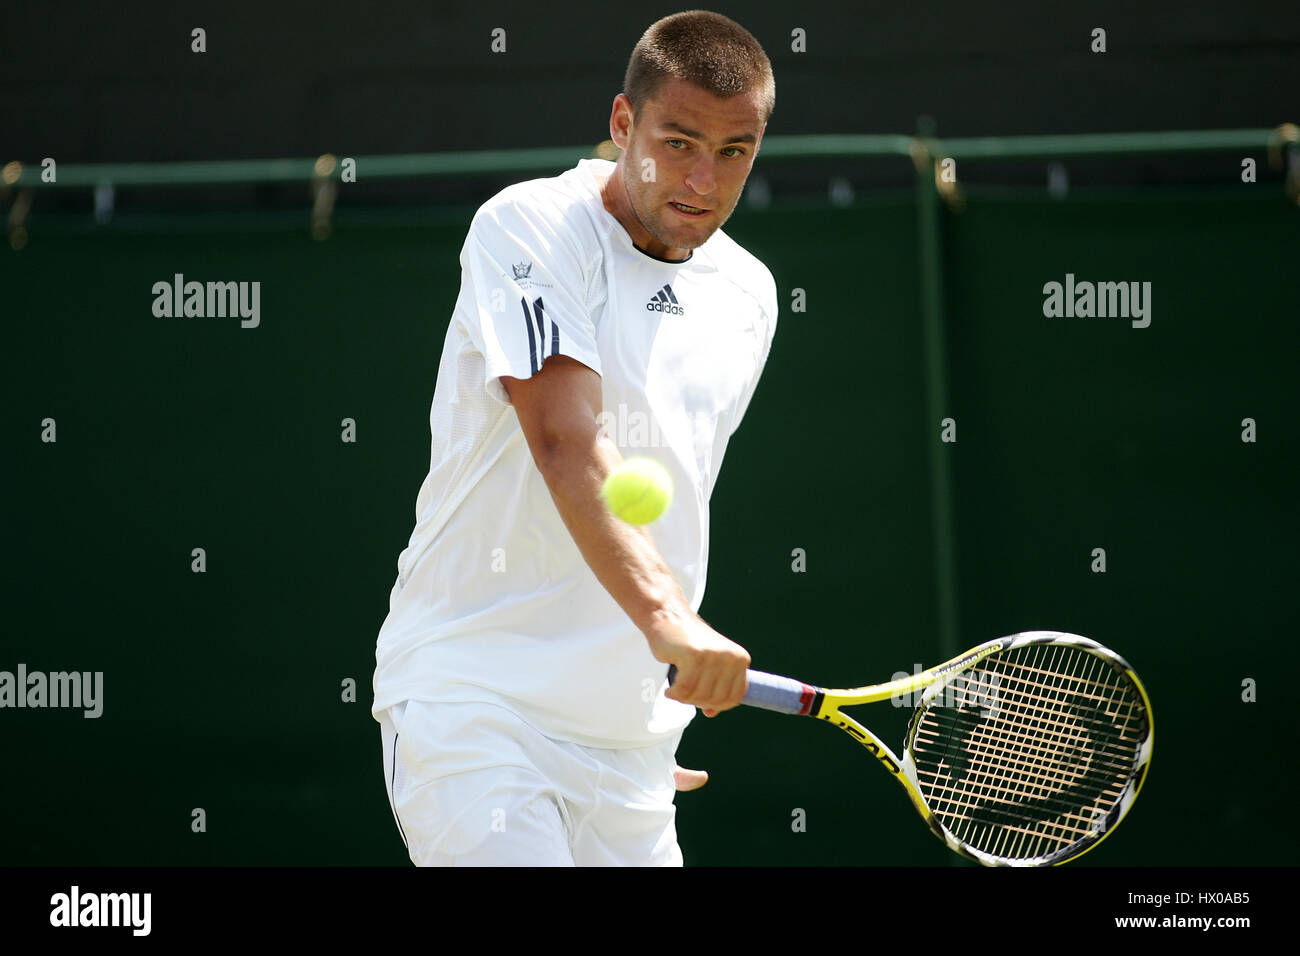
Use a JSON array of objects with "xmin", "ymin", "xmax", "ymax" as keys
[{"xmin": 512, "ymin": 262, "xmax": 533, "ymax": 279}]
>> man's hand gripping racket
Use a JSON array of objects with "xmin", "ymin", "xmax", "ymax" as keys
[{"xmin": 668, "ymin": 630, "xmax": 1153, "ymax": 866}]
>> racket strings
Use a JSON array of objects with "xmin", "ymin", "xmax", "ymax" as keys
[
  {"xmin": 918, "ymin": 654, "xmax": 1139, "ymax": 785},
  {"xmin": 914, "ymin": 662, "xmax": 1143, "ymax": 775},
  {"xmin": 909, "ymin": 643, "xmax": 1146, "ymax": 863},
  {"xmin": 933, "ymin": 647, "xmax": 1131, "ymax": 840},
  {"xmin": 938, "ymin": 648, "xmax": 1141, "ymax": 859},
  {"xmin": 920, "ymin": 649, "xmax": 1105, "ymax": 856}
]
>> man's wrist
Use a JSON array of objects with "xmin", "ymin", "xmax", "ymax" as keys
[{"xmin": 639, "ymin": 601, "xmax": 693, "ymax": 649}]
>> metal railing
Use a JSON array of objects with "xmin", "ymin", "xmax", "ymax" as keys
[
  {"xmin": 4, "ymin": 123, "xmax": 1295, "ymax": 666},
  {"xmin": 3, "ymin": 127, "xmax": 1291, "ymax": 188}
]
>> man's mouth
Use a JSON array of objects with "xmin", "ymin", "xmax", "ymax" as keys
[{"xmin": 669, "ymin": 201, "xmax": 709, "ymax": 217}]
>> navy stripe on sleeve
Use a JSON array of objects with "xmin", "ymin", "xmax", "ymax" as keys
[
  {"xmin": 521, "ymin": 296, "xmax": 539, "ymax": 374},
  {"xmin": 530, "ymin": 297, "xmax": 547, "ymax": 364}
]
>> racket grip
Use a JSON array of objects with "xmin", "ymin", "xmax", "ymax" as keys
[{"xmin": 666, "ymin": 665, "xmax": 816, "ymax": 716}]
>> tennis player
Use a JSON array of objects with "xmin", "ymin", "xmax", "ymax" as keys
[{"xmin": 372, "ymin": 10, "xmax": 777, "ymax": 866}]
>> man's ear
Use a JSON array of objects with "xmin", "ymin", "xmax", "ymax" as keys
[{"xmin": 609, "ymin": 93, "xmax": 634, "ymax": 149}]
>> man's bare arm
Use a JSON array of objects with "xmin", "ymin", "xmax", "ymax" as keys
[{"xmin": 501, "ymin": 354, "xmax": 748, "ymax": 715}]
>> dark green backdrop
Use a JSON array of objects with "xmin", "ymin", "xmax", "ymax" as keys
[{"xmin": 4, "ymin": 184, "xmax": 1296, "ymax": 865}]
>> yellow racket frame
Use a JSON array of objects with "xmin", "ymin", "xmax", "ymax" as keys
[{"xmin": 807, "ymin": 632, "xmax": 1154, "ymax": 866}]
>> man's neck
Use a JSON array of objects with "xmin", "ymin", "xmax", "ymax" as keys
[{"xmin": 598, "ymin": 160, "xmax": 689, "ymax": 261}]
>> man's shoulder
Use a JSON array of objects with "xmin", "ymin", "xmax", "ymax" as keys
[
  {"xmin": 469, "ymin": 160, "xmax": 607, "ymax": 244},
  {"xmin": 703, "ymin": 228, "xmax": 778, "ymax": 317}
]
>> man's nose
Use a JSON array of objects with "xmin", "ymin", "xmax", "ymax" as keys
[{"xmin": 684, "ymin": 155, "xmax": 717, "ymax": 195}]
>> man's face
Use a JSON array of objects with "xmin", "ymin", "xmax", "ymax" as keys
[{"xmin": 615, "ymin": 78, "xmax": 766, "ymax": 255}]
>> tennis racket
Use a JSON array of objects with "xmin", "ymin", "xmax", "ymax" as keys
[{"xmin": 667, "ymin": 630, "xmax": 1153, "ymax": 866}]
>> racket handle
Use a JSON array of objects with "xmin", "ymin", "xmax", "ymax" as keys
[{"xmin": 666, "ymin": 665, "xmax": 816, "ymax": 716}]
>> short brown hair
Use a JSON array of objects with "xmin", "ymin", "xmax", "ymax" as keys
[{"xmin": 624, "ymin": 11, "xmax": 775, "ymax": 125}]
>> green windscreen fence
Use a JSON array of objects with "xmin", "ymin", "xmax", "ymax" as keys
[{"xmin": 4, "ymin": 183, "xmax": 1296, "ymax": 865}]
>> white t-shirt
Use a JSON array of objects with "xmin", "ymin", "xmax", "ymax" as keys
[{"xmin": 371, "ymin": 157, "xmax": 778, "ymax": 749}]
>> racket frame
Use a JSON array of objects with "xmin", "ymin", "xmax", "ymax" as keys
[{"xmin": 800, "ymin": 631, "xmax": 1153, "ymax": 866}]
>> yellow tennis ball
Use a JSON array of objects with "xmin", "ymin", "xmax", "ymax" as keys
[{"xmin": 601, "ymin": 458, "xmax": 673, "ymax": 525}]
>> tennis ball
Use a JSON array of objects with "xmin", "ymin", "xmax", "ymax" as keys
[{"xmin": 601, "ymin": 458, "xmax": 673, "ymax": 525}]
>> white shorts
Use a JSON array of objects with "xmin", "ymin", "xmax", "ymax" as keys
[{"xmin": 378, "ymin": 699, "xmax": 684, "ymax": 866}]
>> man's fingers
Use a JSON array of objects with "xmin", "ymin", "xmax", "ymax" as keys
[
  {"xmin": 699, "ymin": 672, "xmax": 747, "ymax": 715},
  {"xmin": 673, "ymin": 766, "xmax": 708, "ymax": 791},
  {"xmin": 664, "ymin": 655, "xmax": 749, "ymax": 712},
  {"xmin": 726, "ymin": 669, "xmax": 748, "ymax": 709}
]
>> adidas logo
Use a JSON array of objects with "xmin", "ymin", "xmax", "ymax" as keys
[{"xmin": 645, "ymin": 284, "xmax": 685, "ymax": 315}]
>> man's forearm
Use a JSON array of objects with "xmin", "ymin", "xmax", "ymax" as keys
[{"xmin": 535, "ymin": 433, "xmax": 693, "ymax": 639}]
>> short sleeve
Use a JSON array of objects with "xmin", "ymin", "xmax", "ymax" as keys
[{"xmin": 458, "ymin": 198, "xmax": 603, "ymax": 405}]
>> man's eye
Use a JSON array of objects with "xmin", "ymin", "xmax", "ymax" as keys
[
  {"xmin": 667, "ymin": 139, "xmax": 686, "ymax": 149},
  {"xmin": 723, "ymin": 147, "xmax": 744, "ymax": 158}
]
